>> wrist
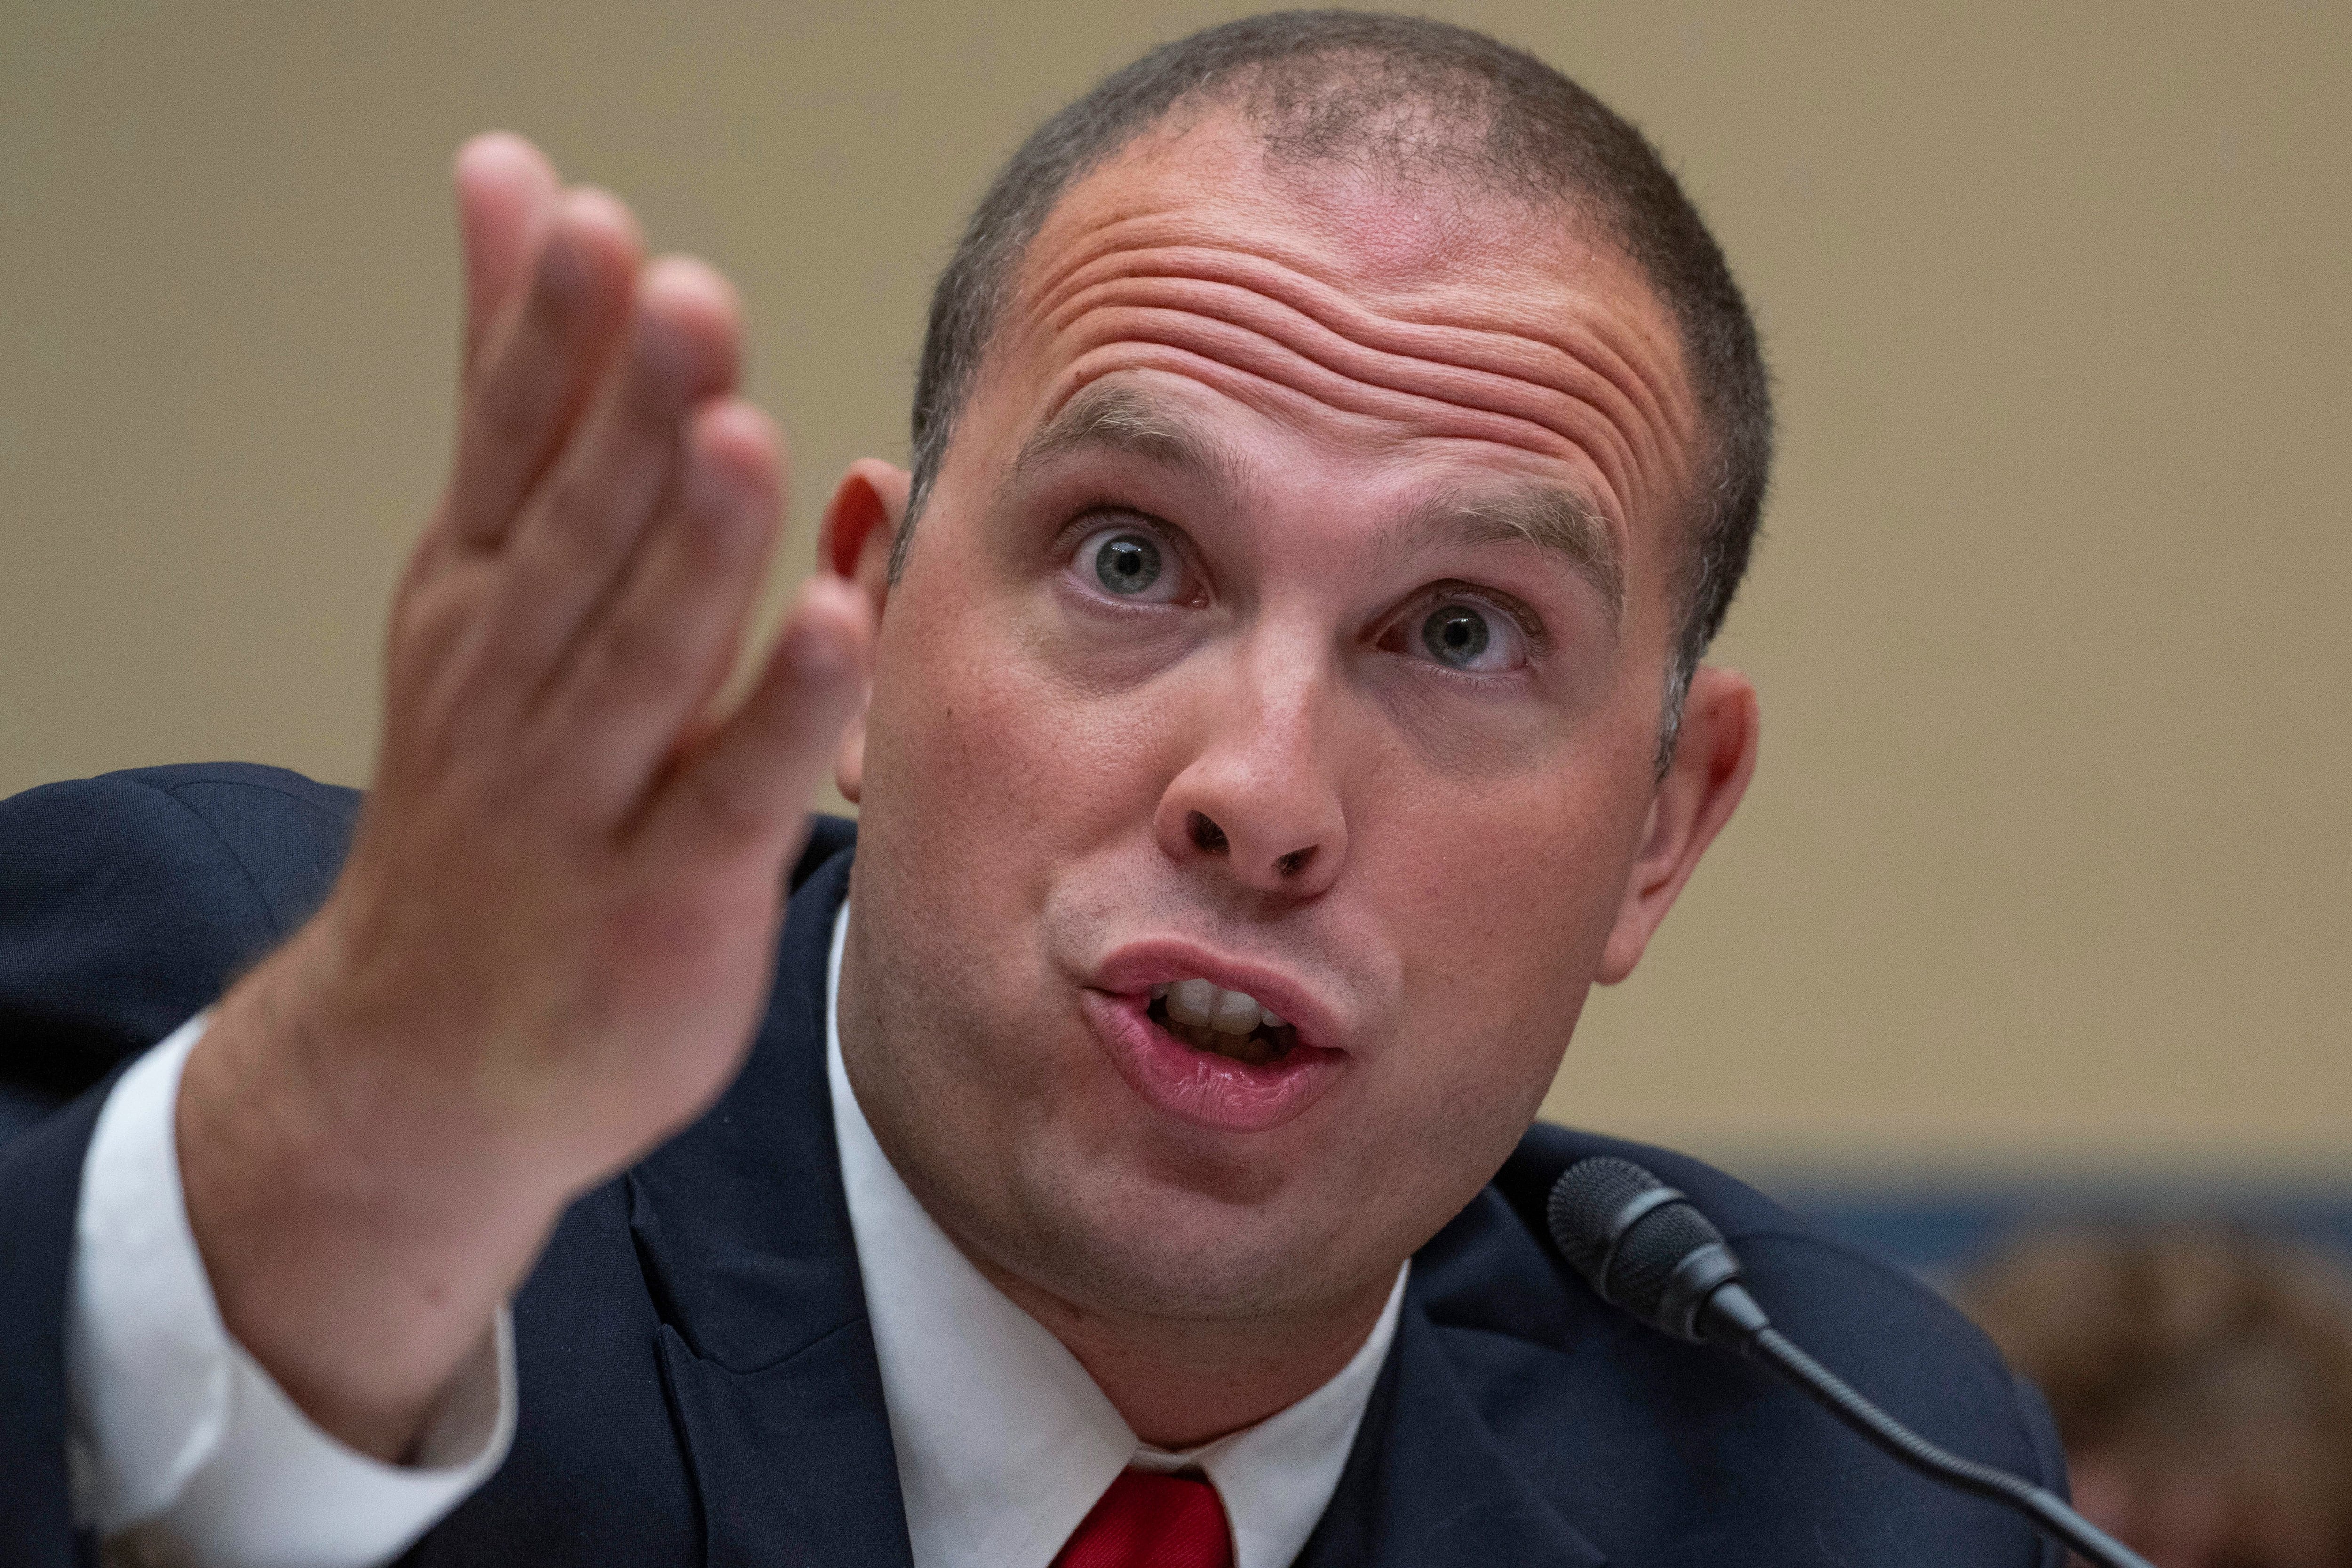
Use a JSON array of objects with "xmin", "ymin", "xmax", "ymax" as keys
[{"xmin": 175, "ymin": 921, "xmax": 564, "ymax": 1460}]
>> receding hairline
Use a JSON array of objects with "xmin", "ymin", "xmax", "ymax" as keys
[{"xmin": 1079, "ymin": 52, "xmax": 1604, "ymax": 217}]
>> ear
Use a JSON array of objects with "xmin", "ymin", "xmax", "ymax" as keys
[
  {"xmin": 817, "ymin": 459, "xmax": 909, "ymax": 804},
  {"xmin": 1596, "ymin": 665, "xmax": 1761, "ymax": 984}
]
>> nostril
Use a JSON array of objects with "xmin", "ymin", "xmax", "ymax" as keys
[
  {"xmin": 1189, "ymin": 811, "xmax": 1230, "ymax": 856},
  {"xmin": 1275, "ymin": 847, "xmax": 1314, "ymax": 879}
]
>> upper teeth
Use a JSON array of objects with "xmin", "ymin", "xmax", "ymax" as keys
[{"xmin": 1155, "ymin": 977, "xmax": 1287, "ymax": 1035}]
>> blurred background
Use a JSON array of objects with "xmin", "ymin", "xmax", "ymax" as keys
[
  {"xmin": 4, "ymin": 4, "xmax": 2346, "ymax": 1270},
  {"xmin": 9, "ymin": 5, "xmax": 2351, "ymax": 1556}
]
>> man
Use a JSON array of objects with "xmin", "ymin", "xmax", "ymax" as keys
[{"xmin": 0, "ymin": 14, "xmax": 2066, "ymax": 1567}]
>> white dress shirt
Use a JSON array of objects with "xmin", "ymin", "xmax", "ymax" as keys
[
  {"xmin": 64, "ymin": 904, "xmax": 1404, "ymax": 1567},
  {"xmin": 65, "ymin": 1015, "xmax": 515, "ymax": 1568}
]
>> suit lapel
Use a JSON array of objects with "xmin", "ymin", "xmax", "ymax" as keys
[
  {"xmin": 1295, "ymin": 1285, "xmax": 1609, "ymax": 1568},
  {"xmin": 624, "ymin": 847, "xmax": 914, "ymax": 1568}
]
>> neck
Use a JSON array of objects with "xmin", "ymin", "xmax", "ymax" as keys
[{"xmin": 968, "ymin": 1251, "xmax": 1395, "ymax": 1449}]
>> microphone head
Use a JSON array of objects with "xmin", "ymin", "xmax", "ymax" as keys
[{"xmin": 1547, "ymin": 1155, "xmax": 1752, "ymax": 1342}]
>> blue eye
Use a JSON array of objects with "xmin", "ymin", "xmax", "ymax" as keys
[
  {"xmin": 1422, "ymin": 604, "xmax": 1490, "ymax": 667},
  {"xmin": 1400, "ymin": 597, "xmax": 1527, "ymax": 673},
  {"xmin": 1081, "ymin": 528, "xmax": 1168, "ymax": 598}
]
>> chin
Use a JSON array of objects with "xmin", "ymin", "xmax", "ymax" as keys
[{"xmin": 996, "ymin": 1132, "xmax": 1372, "ymax": 1322}]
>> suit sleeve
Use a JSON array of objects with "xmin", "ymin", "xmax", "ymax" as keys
[
  {"xmin": 2009, "ymin": 1370, "xmax": 2073, "ymax": 1568},
  {"xmin": 0, "ymin": 765, "xmax": 360, "ymax": 1102},
  {"xmin": 0, "ymin": 766, "xmax": 359, "ymax": 1568},
  {"xmin": 0, "ymin": 1076, "xmax": 110, "ymax": 1567}
]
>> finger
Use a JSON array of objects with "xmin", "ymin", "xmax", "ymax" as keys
[
  {"xmin": 453, "ymin": 133, "xmax": 560, "ymax": 378},
  {"xmin": 471, "ymin": 255, "xmax": 742, "ymax": 692},
  {"xmin": 637, "ymin": 575, "xmax": 872, "ymax": 865},
  {"xmin": 440, "ymin": 188, "xmax": 642, "ymax": 552},
  {"xmin": 535, "ymin": 398, "xmax": 784, "ymax": 812}
]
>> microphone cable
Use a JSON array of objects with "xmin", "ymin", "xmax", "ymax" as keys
[{"xmin": 1547, "ymin": 1155, "xmax": 2155, "ymax": 1568}]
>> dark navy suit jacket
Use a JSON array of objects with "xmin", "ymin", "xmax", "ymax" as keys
[{"xmin": 0, "ymin": 765, "xmax": 2067, "ymax": 1567}]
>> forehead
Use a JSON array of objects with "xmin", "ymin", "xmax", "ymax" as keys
[{"xmin": 974, "ymin": 109, "xmax": 1703, "ymax": 564}]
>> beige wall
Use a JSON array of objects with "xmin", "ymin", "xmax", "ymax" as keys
[{"xmin": 4, "ymin": 3, "xmax": 2345, "ymax": 1181}]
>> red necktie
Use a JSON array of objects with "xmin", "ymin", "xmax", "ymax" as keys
[{"xmin": 1052, "ymin": 1468, "xmax": 1236, "ymax": 1568}]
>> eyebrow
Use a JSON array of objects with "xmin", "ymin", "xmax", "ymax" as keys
[
  {"xmin": 1008, "ymin": 380, "xmax": 1248, "ymax": 503},
  {"xmin": 1405, "ymin": 486, "xmax": 1627, "ymax": 628}
]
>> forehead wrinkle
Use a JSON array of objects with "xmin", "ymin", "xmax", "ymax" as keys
[
  {"xmin": 1049, "ymin": 228, "xmax": 1685, "ymax": 442},
  {"xmin": 1027, "ymin": 223, "xmax": 1691, "ymax": 487},
  {"xmin": 1025, "ymin": 259, "xmax": 1680, "ymax": 535},
  {"xmin": 1047, "ymin": 305, "xmax": 1643, "ymax": 524},
  {"xmin": 1050, "ymin": 279, "xmax": 1643, "ymax": 499}
]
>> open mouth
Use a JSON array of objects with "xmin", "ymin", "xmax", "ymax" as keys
[
  {"xmin": 1147, "ymin": 978, "xmax": 1298, "ymax": 1069},
  {"xmin": 1082, "ymin": 958, "xmax": 1344, "ymax": 1133}
]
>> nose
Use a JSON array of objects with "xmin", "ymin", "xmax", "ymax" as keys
[{"xmin": 1152, "ymin": 644, "xmax": 1349, "ymax": 899}]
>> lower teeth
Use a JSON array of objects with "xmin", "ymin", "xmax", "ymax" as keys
[{"xmin": 1151, "ymin": 1000, "xmax": 1294, "ymax": 1066}]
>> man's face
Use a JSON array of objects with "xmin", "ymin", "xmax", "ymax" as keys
[{"xmin": 839, "ymin": 111, "xmax": 1709, "ymax": 1328}]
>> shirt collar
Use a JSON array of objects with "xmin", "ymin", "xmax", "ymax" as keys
[{"xmin": 825, "ymin": 902, "xmax": 1406, "ymax": 1568}]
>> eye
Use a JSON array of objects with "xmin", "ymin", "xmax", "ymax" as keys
[
  {"xmin": 1395, "ymin": 596, "xmax": 1529, "ymax": 673},
  {"xmin": 1073, "ymin": 524, "xmax": 1183, "ymax": 603}
]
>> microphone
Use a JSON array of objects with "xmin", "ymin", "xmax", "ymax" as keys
[{"xmin": 1547, "ymin": 1156, "xmax": 2155, "ymax": 1568}]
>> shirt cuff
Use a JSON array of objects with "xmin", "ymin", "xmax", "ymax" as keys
[{"xmin": 67, "ymin": 1014, "xmax": 517, "ymax": 1568}]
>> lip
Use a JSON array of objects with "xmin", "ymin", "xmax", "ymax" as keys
[
  {"xmin": 1081, "ymin": 941, "xmax": 1351, "ymax": 1134},
  {"xmin": 1091, "ymin": 942, "xmax": 1348, "ymax": 1049}
]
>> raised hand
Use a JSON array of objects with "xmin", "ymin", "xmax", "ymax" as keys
[{"xmin": 174, "ymin": 134, "xmax": 873, "ymax": 1459}]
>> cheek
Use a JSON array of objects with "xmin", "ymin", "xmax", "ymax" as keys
[
  {"xmin": 1371, "ymin": 774, "xmax": 1635, "ymax": 1080},
  {"xmin": 860, "ymin": 555, "xmax": 1168, "ymax": 901}
]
